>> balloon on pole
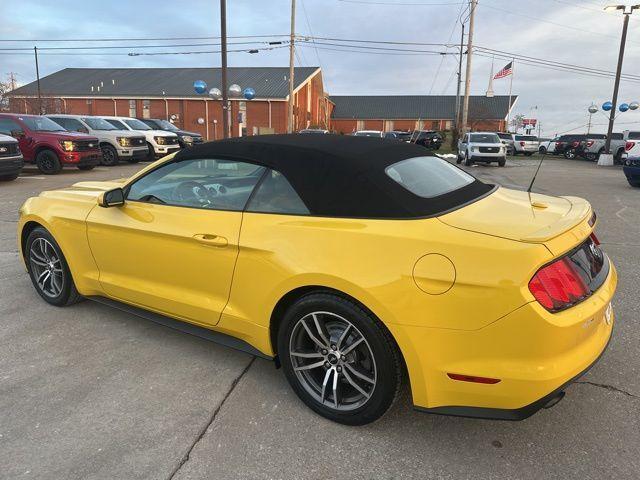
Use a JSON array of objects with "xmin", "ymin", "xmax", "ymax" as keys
[
  {"xmin": 588, "ymin": 104, "xmax": 598, "ymax": 114},
  {"xmin": 619, "ymin": 103, "xmax": 630, "ymax": 112},
  {"xmin": 629, "ymin": 101, "xmax": 639, "ymax": 111},
  {"xmin": 602, "ymin": 101, "xmax": 613, "ymax": 111},
  {"xmin": 229, "ymin": 84, "xmax": 242, "ymax": 97},
  {"xmin": 243, "ymin": 88, "xmax": 256, "ymax": 100},
  {"xmin": 208, "ymin": 88, "xmax": 222, "ymax": 99},
  {"xmin": 193, "ymin": 80, "xmax": 207, "ymax": 95}
]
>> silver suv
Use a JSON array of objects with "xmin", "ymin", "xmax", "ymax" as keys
[
  {"xmin": 457, "ymin": 132, "xmax": 507, "ymax": 167},
  {"xmin": 47, "ymin": 114, "xmax": 148, "ymax": 166}
]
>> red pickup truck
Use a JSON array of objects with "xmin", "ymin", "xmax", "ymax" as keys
[{"xmin": 0, "ymin": 113, "xmax": 102, "ymax": 174}]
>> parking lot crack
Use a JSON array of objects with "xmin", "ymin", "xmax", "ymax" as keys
[
  {"xmin": 576, "ymin": 380, "xmax": 637, "ymax": 398},
  {"xmin": 166, "ymin": 357, "xmax": 256, "ymax": 480}
]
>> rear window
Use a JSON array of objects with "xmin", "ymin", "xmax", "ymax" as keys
[
  {"xmin": 628, "ymin": 132, "xmax": 640, "ymax": 140},
  {"xmin": 386, "ymin": 156, "xmax": 475, "ymax": 198},
  {"xmin": 515, "ymin": 135, "xmax": 538, "ymax": 141},
  {"xmin": 496, "ymin": 133, "xmax": 512, "ymax": 140}
]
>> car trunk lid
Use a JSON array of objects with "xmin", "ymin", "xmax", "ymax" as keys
[{"xmin": 438, "ymin": 187, "xmax": 592, "ymax": 245}]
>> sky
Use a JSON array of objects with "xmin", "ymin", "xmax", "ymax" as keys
[{"xmin": 1, "ymin": 0, "xmax": 639, "ymax": 137}]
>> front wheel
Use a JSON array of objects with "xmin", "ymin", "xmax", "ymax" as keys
[
  {"xmin": 564, "ymin": 148, "xmax": 577, "ymax": 159},
  {"xmin": 100, "ymin": 144, "xmax": 119, "ymax": 166},
  {"xmin": 25, "ymin": 227, "xmax": 82, "ymax": 306},
  {"xmin": 147, "ymin": 142, "xmax": 156, "ymax": 161},
  {"xmin": 36, "ymin": 150, "xmax": 62, "ymax": 175},
  {"xmin": 539, "ymin": 146, "xmax": 547, "ymax": 154},
  {"xmin": 498, "ymin": 157, "xmax": 506, "ymax": 167},
  {"xmin": 464, "ymin": 152, "xmax": 472, "ymax": 166},
  {"xmin": 278, "ymin": 293, "xmax": 402, "ymax": 425}
]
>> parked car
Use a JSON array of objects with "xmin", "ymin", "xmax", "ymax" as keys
[
  {"xmin": 0, "ymin": 113, "xmax": 101, "ymax": 174},
  {"xmin": 622, "ymin": 137, "xmax": 640, "ymax": 187},
  {"xmin": 579, "ymin": 132, "xmax": 635, "ymax": 163},
  {"xmin": 299, "ymin": 128, "xmax": 330, "ymax": 135},
  {"xmin": 384, "ymin": 131, "xmax": 412, "ymax": 142},
  {"xmin": 512, "ymin": 135, "xmax": 539, "ymax": 156},
  {"xmin": 353, "ymin": 130, "xmax": 384, "ymax": 137},
  {"xmin": 99, "ymin": 116, "xmax": 180, "ymax": 160},
  {"xmin": 140, "ymin": 118, "xmax": 204, "ymax": 148},
  {"xmin": 47, "ymin": 114, "xmax": 148, "ymax": 166},
  {"xmin": 18, "ymin": 134, "xmax": 616, "ymax": 425},
  {"xmin": 0, "ymin": 133, "xmax": 24, "ymax": 181},
  {"xmin": 538, "ymin": 137, "xmax": 557, "ymax": 155},
  {"xmin": 410, "ymin": 130, "xmax": 443, "ymax": 150},
  {"xmin": 496, "ymin": 132, "xmax": 515, "ymax": 155},
  {"xmin": 457, "ymin": 132, "xmax": 506, "ymax": 166},
  {"xmin": 553, "ymin": 134, "xmax": 596, "ymax": 159}
]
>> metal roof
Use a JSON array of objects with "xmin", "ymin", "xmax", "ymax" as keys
[
  {"xmin": 9, "ymin": 67, "xmax": 320, "ymax": 99},
  {"xmin": 330, "ymin": 95, "xmax": 517, "ymax": 120}
]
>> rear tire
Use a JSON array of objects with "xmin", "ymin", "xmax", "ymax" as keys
[
  {"xmin": 100, "ymin": 144, "xmax": 119, "ymax": 166},
  {"xmin": 498, "ymin": 157, "xmax": 506, "ymax": 167},
  {"xmin": 464, "ymin": 152, "xmax": 472, "ymax": 166},
  {"xmin": 539, "ymin": 146, "xmax": 547, "ymax": 154},
  {"xmin": 564, "ymin": 148, "xmax": 577, "ymax": 159},
  {"xmin": 36, "ymin": 150, "xmax": 62, "ymax": 175},
  {"xmin": 278, "ymin": 293, "xmax": 402, "ymax": 426},
  {"xmin": 25, "ymin": 227, "xmax": 83, "ymax": 307},
  {"xmin": 0, "ymin": 173, "xmax": 19, "ymax": 181}
]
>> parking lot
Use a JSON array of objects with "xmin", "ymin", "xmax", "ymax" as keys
[{"xmin": 1, "ymin": 156, "xmax": 638, "ymax": 480}]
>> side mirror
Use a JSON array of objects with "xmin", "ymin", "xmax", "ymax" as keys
[
  {"xmin": 11, "ymin": 130, "xmax": 25, "ymax": 139},
  {"xmin": 98, "ymin": 188, "xmax": 125, "ymax": 208}
]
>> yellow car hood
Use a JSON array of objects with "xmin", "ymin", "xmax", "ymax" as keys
[{"xmin": 438, "ymin": 187, "xmax": 592, "ymax": 243}]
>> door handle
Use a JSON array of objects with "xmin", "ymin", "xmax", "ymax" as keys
[{"xmin": 193, "ymin": 234, "xmax": 228, "ymax": 247}]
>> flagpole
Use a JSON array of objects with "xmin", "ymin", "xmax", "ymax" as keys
[{"xmin": 506, "ymin": 58, "xmax": 514, "ymax": 132}]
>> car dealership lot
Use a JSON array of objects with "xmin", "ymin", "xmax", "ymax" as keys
[{"xmin": 1, "ymin": 158, "xmax": 639, "ymax": 479}]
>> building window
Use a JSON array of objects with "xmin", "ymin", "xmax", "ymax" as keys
[
  {"xmin": 86, "ymin": 99, "xmax": 92, "ymax": 105},
  {"xmin": 129, "ymin": 100, "xmax": 137, "ymax": 118},
  {"xmin": 356, "ymin": 120, "xmax": 364, "ymax": 131},
  {"xmin": 142, "ymin": 100, "xmax": 150, "ymax": 119}
]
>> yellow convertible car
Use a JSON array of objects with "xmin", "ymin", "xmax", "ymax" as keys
[{"xmin": 18, "ymin": 135, "xmax": 616, "ymax": 425}]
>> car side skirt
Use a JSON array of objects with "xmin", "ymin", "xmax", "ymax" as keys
[
  {"xmin": 414, "ymin": 332, "xmax": 612, "ymax": 421},
  {"xmin": 87, "ymin": 296, "xmax": 273, "ymax": 360}
]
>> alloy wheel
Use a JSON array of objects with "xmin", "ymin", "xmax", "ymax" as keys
[
  {"xmin": 289, "ymin": 311, "xmax": 377, "ymax": 411},
  {"xmin": 29, "ymin": 237, "xmax": 64, "ymax": 298}
]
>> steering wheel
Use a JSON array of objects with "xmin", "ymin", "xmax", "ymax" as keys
[{"xmin": 172, "ymin": 180, "xmax": 216, "ymax": 206}]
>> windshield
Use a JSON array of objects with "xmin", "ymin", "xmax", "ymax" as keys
[
  {"xmin": 83, "ymin": 117, "xmax": 118, "ymax": 130},
  {"xmin": 124, "ymin": 119, "xmax": 151, "ymax": 130},
  {"xmin": 300, "ymin": 129, "xmax": 328, "ymax": 134},
  {"xmin": 20, "ymin": 116, "xmax": 66, "ymax": 132},
  {"xmin": 386, "ymin": 156, "xmax": 475, "ymax": 198},
  {"xmin": 470, "ymin": 134, "xmax": 500, "ymax": 143},
  {"xmin": 496, "ymin": 133, "xmax": 512, "ymax": 140},
  {"xmin": 155, "ymin": 120, "xmax": 179, "ymax": 131}
]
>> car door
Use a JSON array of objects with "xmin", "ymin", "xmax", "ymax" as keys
[
  {"xmin": 86, "ymin": 157, "xmax": 266, "ymax": 327},
  {"xmin": 0, "ymin": 118, "xmax": 31, "ymax": 159}
]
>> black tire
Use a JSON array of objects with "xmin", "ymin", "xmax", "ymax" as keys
[
  {"xmin": 278, "ymin": 293, "xmax": 402, "ymax": 426},
  {"xmin": 0, "ymin": 173, "xmax": 19, "ymax": 181},
  {"xmin": 498, "ymin": 157, "xmax": 506, "ymax": 167},
  {"xmin": 456, "ymin": 154, "xmax": 463, "ymax": 164},
  {"xmin": 628, "ymin": 179, "xmax": 640, "ymax": 188},
  {"xmin": 100, "ymin": 144, "xmax": 119, "ymax": 166},
  {"xmin": 147, "ymin": 142, "xmax": 156, "ymax": 161},
  {"xmin": 564, "ymin": 148, "xmax": 577, "ymax": 159},
  {"xmin": 25, "ymin": 227, "xmax": 83, "ymax": 307},
  {"xmin": 539, "ymin": 146, "xmax": 547, "ymax": 154},
  {"xmin": 464, "ymin": 152, "xmax": 472, "ymax": 166},
  {"xmin": 614, "ymin": 149, "xmax": 625, "ymax": 165},
  {"xmin": 35, "ymin": 150, "xmax": 62, "ymax": 175},
  {"xmin": 77, "ymin": 165, "xmax": 96, "ymax": 171}
]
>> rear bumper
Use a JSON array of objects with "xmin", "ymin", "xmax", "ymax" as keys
[
  {"xmin": 389, "ymin": 260, "xmax": 617, "ymax": 419},
  {"xmin": 0, "ymin": 155, "xmax": 24, "ymax": 175}
]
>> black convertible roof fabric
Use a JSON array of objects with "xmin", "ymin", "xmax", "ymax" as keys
[{"xmin": 174, "ymin": 134, "xmax": 494, "ymax": 218}]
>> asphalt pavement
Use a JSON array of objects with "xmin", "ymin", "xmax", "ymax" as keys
[{"xmin": 0, "ymin": 157, "xmax": 638, "ymax": 480}]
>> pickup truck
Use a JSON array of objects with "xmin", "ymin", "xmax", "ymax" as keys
[
  {"xmin": 0, "ymin": 113, "xmax": 101, "ymax": 174},
  {"xmin": 579, "ymin": 131, "xmax": 639, "ymax": 163},
  {"xmin": 0, "ymin": 133, "xmax": 23, "ymax": 181}
]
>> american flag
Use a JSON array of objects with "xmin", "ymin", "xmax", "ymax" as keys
[{"xmin": 493, "ymin": 61, "xmax": 513, "ymax": 80}]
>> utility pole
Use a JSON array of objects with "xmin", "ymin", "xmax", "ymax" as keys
[
  {"xmin": 287, "ymin": 0, "xmax": 296, "ymax": 134},
  {"xmin": 600, "ymin": 4, "xmax": 638, "ymax": 165},
  {"xmin": 220, "ymin": 0, "xmax": 230, "ymax": 138},
  {"xmin": 34, "ymin": 47, "xmax": 43, "ymax": 114},
  {"xmin": 460, "ymin": 0, "xmax": 477, "ymax": 133},
  {"xmin": 452, "ymin": 22, "xmax": 465, "ymax": 148}
]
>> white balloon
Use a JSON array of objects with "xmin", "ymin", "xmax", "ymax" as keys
[
  {"xmin": 209, "ymin": 88, "xmax": 222, "ymax": 99},
  {"xmin": 629, "ymin": 101, "xmax": 639, "ymax": 111},
  {"xmin": 588, "ymin": 104, "xmax": 598, "ymax": 114},
  {"xmin": 229, "ymin": 84, "xmax": 242, "ymax": 97}
]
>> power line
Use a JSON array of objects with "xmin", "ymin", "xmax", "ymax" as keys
[
  {"xmin": 0, "ymin": 34, "xmax": 287, "ymax": 43},
  {"xmin": 0, "ymin": 40, "xmax": 282, "ymax": 52},
  {"xmin": 337, "ymin": 0, "xmax": 464, "ymax": 5},
  {"xmin": 428, "ymin": 0, "xmax": 467, "ymax": 94}
]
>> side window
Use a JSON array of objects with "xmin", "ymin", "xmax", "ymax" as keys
[
  {"xmin": 0, "ymin": 118, "xmax": 23, "ymax": 137},
  {"xmin": 105, "ymin": 119, "xmax": 127, "ymax": 130},
  {"xmin": 65, "ymin": 118, "xmax": 86, "ymax": 132},
  {"xmin": 246, "ymin": 170, "xmax": 309, "ymax": 215},
  {"xmin": 127, "ymin": 158, "xmax": 265, "ymax": 211}
]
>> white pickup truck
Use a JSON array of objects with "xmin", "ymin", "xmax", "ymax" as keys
[{"xmin": 579, "ymin": 130, "xmax": 639, "ymax": 163}]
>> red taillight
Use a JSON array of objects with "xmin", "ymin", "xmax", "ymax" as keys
[
  {"xmin": 625, "ymin": 141, "xmax": 635, "ymax": 151},
  {"xmin": 447, "ymin": 373, "xmax": 501, "ymax": 384},
  {"xmin": 586, "ymin": 140, "xmax": 594, "ymax": 147},
  {"xmin": 520, "ymin": 141, "xmax": 525, "ymax": 147},
  {"xmin": 528, "ymin": 257, "xmax": 589, "ymax": 312},
  {"xmin": 571, "ymin": 141, "xmax": 580, "ymax": 147}
]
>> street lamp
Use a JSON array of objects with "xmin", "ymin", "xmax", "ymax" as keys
[{"xmin": 599, "ymin": 3, "xmax": 640, "ymax": 165}]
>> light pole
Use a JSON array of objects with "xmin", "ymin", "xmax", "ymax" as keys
[
  {"xmin": 220, "ymin": 0, "xmax": 230, "ymax": 139},
  {"xmin": 600, "ymin": 3, "xmax": 640, "ymax": 165},
  {"xmin": 461, "ymin": 0, "xmax": 477, "ymax": 133}
]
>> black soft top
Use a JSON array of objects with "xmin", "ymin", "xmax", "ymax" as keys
[{"xmin": 174, "ymin": 134, "xmax": 494, "ymax": 218}]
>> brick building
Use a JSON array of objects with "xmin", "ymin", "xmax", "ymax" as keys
[
  {"xmin": 330, "ymin": 95, "xmax": 517, "ymax": 134},
  {"xmin": 7, "ymin": 67, "xmax": 516, "ymax": 137},
  {"xmin": 7, "ymin": 67, "xmax": 332, "ymax": 140}
]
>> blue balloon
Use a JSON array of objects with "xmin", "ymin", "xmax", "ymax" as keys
[
  {"xmin": 619, "ymin": 103, "xmax": 629, "ymax": 112},
  {"xmin": 193, "ymin": 80, "xmax": 207, "ymax": 95},
  {"xmin": 243, "ymin": 87, "xmax": 256, "ymax": 100},
  {"xmin": 602, "ymin": 101, "xmax": 613, "ymax": 111}
]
